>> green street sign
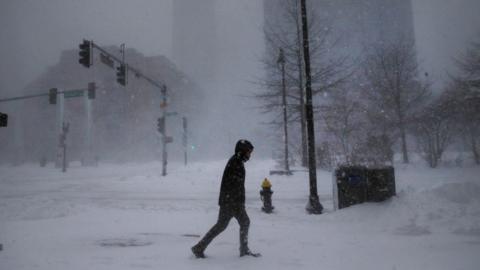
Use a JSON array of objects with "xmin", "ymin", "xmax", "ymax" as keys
[
  {"xmin": 64, "ymin": 89, "xmax": 84, "ymax": 98},
  {"xmin": 165, "ymin": 112, "xmax": 178, "ymax": 117}
]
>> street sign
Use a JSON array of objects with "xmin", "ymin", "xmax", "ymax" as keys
[
  {"xmin": 64, "ymin": 89, "xmax": 84, "ymax": 98},
  {"xmin": 165, "ymin": 112, "xmax": 178, "ymax": 117}
]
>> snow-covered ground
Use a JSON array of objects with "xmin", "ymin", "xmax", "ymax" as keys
[{"xmin": 1, "ymin": 159, "xmax": 479, "ymax": 270}]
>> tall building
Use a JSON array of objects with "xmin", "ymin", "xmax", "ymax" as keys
[
  {"xmin": 171, "ymin": 1, "xmax": 267, "ymax": 158},
  {"xmin": 264, "ymin": 0, "xmax": 416, "ymax": 57},
  {"xmin": 172, "ymin": 0, "xmax": 217, "ymax": 88}
]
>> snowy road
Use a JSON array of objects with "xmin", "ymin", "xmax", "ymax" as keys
[{"xmin": 1, "ymin": 160, "xmax": 480, "ymax": 270}]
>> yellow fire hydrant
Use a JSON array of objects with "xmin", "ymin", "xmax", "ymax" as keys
[{"xmin": 260, "ymin": 178, "xmax": 274, "ymax": 213}]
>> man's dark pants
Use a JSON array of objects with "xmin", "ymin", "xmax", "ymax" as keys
[{"xmin": 195, "ymin": 205, "xmax": 250, "ymax": 252}]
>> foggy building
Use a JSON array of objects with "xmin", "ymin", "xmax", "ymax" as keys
[
  {"xmin": 172, "ymin": 0, "xmax": 218, "ymax": 89},
  {"xmin": 171, "ymin": 0, "xmax": 266, "ymax": 158},
  {"xmin": 263, "ymin": 0, "xmax": 416, "ymax": 58}
]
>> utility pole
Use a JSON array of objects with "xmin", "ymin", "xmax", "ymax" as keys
[
  {"xmin": 183, "ymin": 116, "xmax": 188, "ymax": 166},
  {"xmin": 277, "ymin": 48, "xmax": 291, "ymax": 174},
  {"xmin": 161, "ymin": 86, "xmax": 168, "ymax": 176},
  {"xmin": 295, "ymin": 0, "xmax": 308, "ymax": 168},
  {"xmin": 301, "ymin": 0, "xmax": 323, "ymax": 214}
]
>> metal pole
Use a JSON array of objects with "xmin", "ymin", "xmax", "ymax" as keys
[
  {"xmin": 301, "ymin": 0, "xmax": 323, "ymax": 214},
  {"xmin": 296, "ymin": 0, "xmax": 308, "ymax": 168},
  {"xmin": 13, "ymin": 104, "xmax": 24, "ymax": 165},
  {"xmin": 85, "ymin": 92, "xmax": 93, "ymax": 165},
  {"xmin": 62, "ymin": 122, "xmax": 69, "ymax": 173},
  {"xmin": 183, "ymin": 116, "xmax": 188, "ymax": 166},
  {"xmin": 161, "ymin": 86, "xmax": 167, "ymax": 176},
  {"xmin": 56, "ymin": 93, "xmax": 65, "ymax": 168},
  {"xmin": 120, "ymin": 43, "xmax": 125, "ymax": 63},
  {"xmin": 91, "ymin": 41, "xmax": 165, "ymax": 90},
  {"xmin": 278, "ymin": 48, "xmax": 290, "ymax": 173},
  {"xmin": 0, "ymin": 89, "xmax": 84, "ymax": 104},
  {"xmin": 0, "ymin": 93, "xmax": 49, "ymax": 103},
  {"xmin": 62, "ymin": 134, "xmax": 67, "ymax": 173}
]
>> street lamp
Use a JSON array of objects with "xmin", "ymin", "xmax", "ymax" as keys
[
  {"xmin": 277, "ymin": 48, "xmax": 291, "ymax": 174},
  {"xmin": 301, "ymin": 0, "xmax": 323, "ymax": 214}
]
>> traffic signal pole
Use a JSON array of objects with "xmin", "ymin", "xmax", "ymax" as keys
[
  {"xmin": 0, "ymin": 88, "xmax": 89, "ymax": 104},
  {"xmin": 84, "ymin": 87, "xmax": 93, "ymax": 165},
  {"xmin": 0, "ymin": 93, "xmax": 50, "ymax": 103},
  {"xmin": 90, "ymin": 41, "xmax": 165, "ymax": 90},
  {"xmin": 77, "ymin": 39, "xmax": 175, "ymax": 172},
  {"xmin": 161, "ymin": 86, "xmax": 168, "ymax": 176},
  {"xmin": 56, "ymin": 93, "xmax": 65, "ymax": 168}
]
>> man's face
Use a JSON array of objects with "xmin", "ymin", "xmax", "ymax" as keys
[{"xmin": 245, "ymin": 149, "xmax": 253, "ymax": 161}]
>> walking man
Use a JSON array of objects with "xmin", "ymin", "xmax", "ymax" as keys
[{"xmin": 191, "ymin": 139, "xmax": 260, "ymax": 258}]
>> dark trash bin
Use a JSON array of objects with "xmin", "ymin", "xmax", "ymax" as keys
[
  {"xmin": 333, "ymin": 166, "xmax": 396, "ymax": 209},
  {"xmin": 333, "ymin": 165, "xmax": 396, "ymax": 210},
  {"xmin": 366, "ymin": 166, "xmax": 396, "ymax": 202},
  {"xmin": 333, "ymin": 166, "xmax": 368, "ymax": 210}
]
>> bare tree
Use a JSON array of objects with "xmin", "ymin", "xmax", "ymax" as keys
[
  {"xmin": 320, "ymin": 86, "xmax": 365, "ymax": 165},
  {"xmin": 257, "ymin": 0, "xmax": 349, "ymax": 166},
  {"xmin": 362, "ymin": 37, "xmax": 430, "ymax": 164},
  {"xmin": 411, "ymin": 93, "xmax": 456, "ymax": 168},
  {"xmin": 451, "ymin": 38, "xmax": 480, "ymax": 164}
]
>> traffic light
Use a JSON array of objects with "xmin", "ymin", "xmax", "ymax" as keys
[
  {"xmin": 0, "ymin": 112, "xmax": 8, "ymax": 127},
  {"xmin": 157, "ymin": 117, "xmax": 165, "ymax": 134},
  {"xmin": 88, "ymin": 82, "xmax": 96, "ymax": 99},
  {"xmin": 78, "ymin": 39, "xmax": 92, "ymax": 68},
  {"xmin": 116, "ymin": 64, "xmax": 127, "ymax": 86},
  {"xmin": 49, "ymin": 88, "xmax": 58, "ymax": 104}
]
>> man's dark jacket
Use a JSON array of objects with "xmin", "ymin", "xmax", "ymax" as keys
[{"xmin": 218, "ymin": 153, "xmax": 245, "ymax": 206}]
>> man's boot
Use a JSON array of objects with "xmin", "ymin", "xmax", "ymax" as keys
[
  {"xmin": 240, "ymin": 248, "xmax": 261, "ymax": 257},
  {"xmin": 191, "ymin": 245, "xmax": 206, "ymax": 258}
]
